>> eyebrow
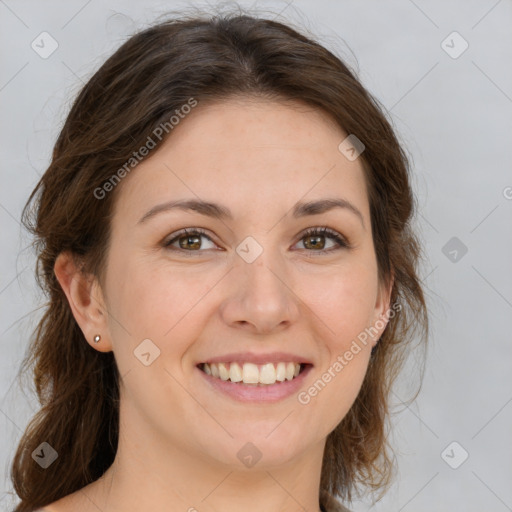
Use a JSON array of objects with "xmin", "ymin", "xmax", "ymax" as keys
[{"xmin": 138, "ymin": 197, "xmax": 365, "ymax": 229}]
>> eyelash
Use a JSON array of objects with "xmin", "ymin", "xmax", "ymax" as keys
[{"xmin": 162, "ymin": 226, "xmax": 351, "ymax": 256}]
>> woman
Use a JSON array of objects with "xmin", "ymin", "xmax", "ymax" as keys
[{"xmin": 11, "ymin": 8, "xmax": 428, "ymax": 512}]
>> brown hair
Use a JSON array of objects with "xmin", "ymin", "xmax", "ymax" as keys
[{"xmin": 11, "ymin": 8, "xmax": 428, "ymax": 511}]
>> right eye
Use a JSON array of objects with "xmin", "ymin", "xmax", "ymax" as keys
[{"xmin": 163, "ymin": 228, "xmax": 218, "ymax": 253}]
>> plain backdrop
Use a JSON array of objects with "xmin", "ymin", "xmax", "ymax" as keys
[{"xmin": 1, "ymin": 1, "xmax": 511, "ymax": 511}]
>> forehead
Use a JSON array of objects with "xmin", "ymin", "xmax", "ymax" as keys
[{"xmin": 112, "ymin": 98, "xmax": 370, "ymax": 226}]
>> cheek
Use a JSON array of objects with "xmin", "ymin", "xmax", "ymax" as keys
[
  {"xmin": 297, "ymin": 265, "xmax": 377, "ymax": 427},
  {"xmin": 303, "ymin": 261, "xmax": 379, "ymax": 345},
  {"xmin": 105, "ymin": 254, "xmax": 212, "ymax": 354},
  {"xmin": 105, "ymin": 242, "xmax": 379, "ymax": 370}
]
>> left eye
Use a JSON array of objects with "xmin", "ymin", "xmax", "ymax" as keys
[
  {"xmin": 163, "ymin": 227, "xmax": 350, "ymax": 254},
  {"xmin": 297, "ymin": 227, "xmax": 349, "ymax": 253}
]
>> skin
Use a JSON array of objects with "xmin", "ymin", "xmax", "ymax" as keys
[{"xmin": 52, "ymin": 97, "xmax": 393, "ymax": 512}]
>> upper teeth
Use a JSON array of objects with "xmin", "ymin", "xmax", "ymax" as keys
[{"xmin": 203, "ymin": 362, "xmax": 301, "ymax": 385}]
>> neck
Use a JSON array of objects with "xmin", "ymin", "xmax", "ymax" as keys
[{"xmin": 85, "ymin": 429, "xmax": 326, "ymax": 512}]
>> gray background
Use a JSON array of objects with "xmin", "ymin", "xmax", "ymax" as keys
[{"xmin": 1, "ymin": 0, "xmax": 511, "ymax": 511}]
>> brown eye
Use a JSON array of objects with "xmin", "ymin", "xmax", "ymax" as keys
[
  {"xmin": 177, "ymin": 233, "xmax": 201, "ymax": 250},
  {"xmin": 163, "ymin": 226, "xmax": 350, "ymax": 256},
  {"xmin": 164, "ymin": 228, "xmax": 216, "ymax": 252},
  {"xmin": 296, "ymin": 227, "xmax": 350, "ymax": 255},
  {"xmin": 303, "ymin": 233, "xmax": 327, "ymax": 250}
]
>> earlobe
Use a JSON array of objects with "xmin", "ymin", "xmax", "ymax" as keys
[{"xmin": 54, "ymin": 251, "xmax": 112, "ymax": 352}]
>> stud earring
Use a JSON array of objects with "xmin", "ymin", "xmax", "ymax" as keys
[{"xmin": 93, "ymin": 334, "xmax": 101, "ymax": 344}]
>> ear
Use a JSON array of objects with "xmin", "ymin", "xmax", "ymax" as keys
[
  {"xmin": 54, "ymin": 251, "xmax": 113, "ymax": 352},
  {"xmin": 370, "ymin": 270, "xmax": 395, "ymax": 347}
]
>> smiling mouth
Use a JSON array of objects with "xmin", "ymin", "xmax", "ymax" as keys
[{"xmin": 198, "ymin": 361, "xmax": 310, "ymax": 385}]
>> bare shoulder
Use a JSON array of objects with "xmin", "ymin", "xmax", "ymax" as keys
[
  {"xmin": 36, "ymin": 490, "xmax": 88, "ymax": 512},
  {"xmin": 38, "ymin": 474, "xmax": 109, "ymax": 512}
]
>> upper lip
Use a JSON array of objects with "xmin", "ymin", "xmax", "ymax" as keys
[{"xmin": 198, "ymin": 351, "xmax": 313, "ymax": 366}]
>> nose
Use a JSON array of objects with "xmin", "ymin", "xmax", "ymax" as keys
[{"xmin": 218, "ymin": 251, "xmax": 301, "ymax": 335}]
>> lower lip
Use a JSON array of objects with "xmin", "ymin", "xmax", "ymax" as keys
[{"xmin": 197, "ymin": 364, "xmax": 313, "ymax": 403}]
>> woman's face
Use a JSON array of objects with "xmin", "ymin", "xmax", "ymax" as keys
[{"xmin": 99, "ymin": 97, "xmax": 391, "ymax": 470}]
